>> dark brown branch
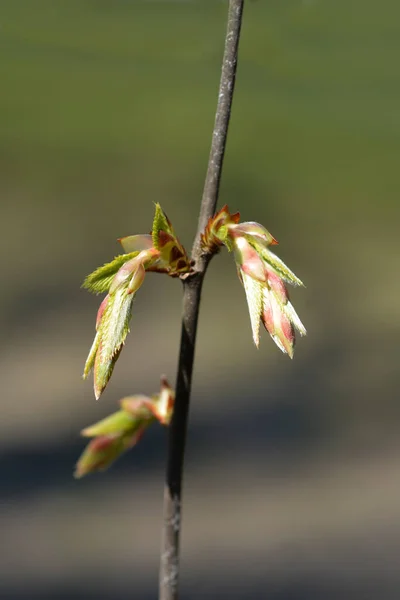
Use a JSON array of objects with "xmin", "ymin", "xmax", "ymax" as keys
[{"xmin": 159, "ymin": 2, "xmax": 245, "ymax": 599}]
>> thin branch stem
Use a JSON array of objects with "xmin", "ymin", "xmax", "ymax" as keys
[
  {"xmin": 159, "ymin": 2, "xmax": 245, "ymax": 599},
  {"xmin": 192, "ymin": 0, "xmax": 245, "ymax": 270}
]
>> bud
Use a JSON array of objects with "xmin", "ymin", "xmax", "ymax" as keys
[
  {"xmin": 83, "ymin": 247, "xmax": 161, "ymax": 399},
  {"xmin": 202, "ymin": 206, "xmax": 306, "ymax": 356},
  {"xmin": 74, "ymin": 432, "xmax": 144, "ymax": 479},
  {"xmin": 201, "ymin": 204, "xmax": 240, "ymax": 253},
  {"xmin": 75, "ymin": 378, "xmax": 175, "ymax": 478},
  {"xmin": 83, "ymin": 205, "xmax": 191, "ymax": 398},
  {"xmin": 228, "ymin": 221, "xmax": 278, "ymax": 247}
]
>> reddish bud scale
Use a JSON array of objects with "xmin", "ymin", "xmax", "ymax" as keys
[{"xmin": 201, "ymin": 204, "xmax": 240, "ymax": 253}]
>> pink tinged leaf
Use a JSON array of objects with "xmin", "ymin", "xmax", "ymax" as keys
[
  {"xmin": 277, "ymin": 307, "xmax": 295, "ymax": 358},
  {"xmin": 118, "ymin": 234, "xmax": 154, "ymax": 254},
  {"xmin": 93, "ymin": 287, "xmax": 134, "ymax": 399},
  {"xmin": 262, "ymin": 289, "xmax": 295, "ymax": 358},
  {"xmin": 120, "ymin": 394, "xmax": 155, "ymax": 420},
  {"xmin": 233, "ymin": 236, "xmax": 267, "ymax": 282},
  {"xmin": 229, "ymin": 221, "xmax": 278, "ymax": 247},
  {"xmin": 128, "ymin": 425, "xmax": 148, "ymax": 448},
  {"xmin": 74, "ymin": 434, "xmax": 122, "ymax": 478},
  {"xmin": 120, "ymin": 381, "xmax": 174, "ymax": 426},
  {"xmin": 109, "ymin": 248, "xmax": 159, "ymax": 294},
  {"xmin": 75, "ymin": 430, "xmax": 141, "ymax": 478},
  {"xmin": 241, "ymin": 270, "xmax": 263, "ymax": 347},
  {"xmin": 83, "ymin": 295, "xmax": 110, "ymax": 380},
  {"xmin": 109, "ymin": 255, "xmax": 143, "ymax": 294},
  {"xmin": 261, "ymin": 289, "xmax": 274, "ymax": 334},
  {"xmin": 109, "ymin": 257, "xmax": 139, "ymax": 293},
  {"xmin": 96, "ymin": 295, "xmax": 110, "ymax": 330},
  {"xmin": 120, "ymin": 394, "xmax": 166, "ymax": 426},
  {"xmin": 266, "ymin": 269, "xmax": 288, "ymax": 304},
  {"xmin": 127, "ymin": 263, "xmax": 146, "ymax": 294}
]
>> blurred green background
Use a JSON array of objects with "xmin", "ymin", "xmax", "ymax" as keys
[{"xmin": 1, "ymin": 0, "xmax": 400, "ymax": 598}]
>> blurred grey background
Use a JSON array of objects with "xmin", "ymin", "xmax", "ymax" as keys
[{"xmin": 1, "ymin": 0, "xmax": 400, "ymax": 598}]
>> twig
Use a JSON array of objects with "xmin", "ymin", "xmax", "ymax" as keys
[{"xmin": 159, "ymin": 2, "xmax": 245, "ymax": 599}]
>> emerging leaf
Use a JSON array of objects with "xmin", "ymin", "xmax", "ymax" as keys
[
  {"xmin": 152, "ymin": 203, "xmax": 174, "ymax": 250},
  {"xmin": 74, "ymin": 433, "xmax": 138, "ymax": 478},
  {"xmin": 82, "ymin": 208, "xmax": 190, "ymax": 400},
  {"xmin": 231, "ymin": 221, "xmax": 278, "ymax": 247},
  {"xmin": 82, "ymin": 252, "xmax": 139, "ymax": 294},
  {"xmin": 75, "ymin": 406, "xmax": 153, "ymax": 478},
  {"xmin": 284, "ymin": 301, "xmax": 307, "ymax": 337},
  {"xmin": 118, "ymin": 234, "xmax": 154, "ymax": 254},
  {"xmin": 81, "ymin": 409, "xmax": 140, "ymax": 438},
  {"xmin": 75, "ymin": 378, "xmax": 175, "ymax": 477},
  {"xmin": 121, "ymin": 377, "xmax": 175, "ymax": 425},
  {"xmin": 202, "ymin": 205, "xmax": 306, "ymax": 356},
  {"xmin": 109, "ymin": 255, "xmax": 147, "ymax": 294},
  {"xmin": 93, "ymin": 286, "xmax": 134, "ymax": 399},
  {"xmin": 241, "ymin": 271, "xmax": 263, "ymax": 347},
  {"xmin": 257, "ymin": 246, "xmax": 304, "ymax": 287},
  {"xmin": 83, "ymin": 247, "xmax": 162, "ymax": 399},
  {"xmin": 151, "ymin": 203, "xmax": 191, "ymax": 275}
]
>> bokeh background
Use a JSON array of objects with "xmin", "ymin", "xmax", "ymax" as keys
[{"xmin": 1, "ymin": 0, "xmax": 400, "ymax": 598}]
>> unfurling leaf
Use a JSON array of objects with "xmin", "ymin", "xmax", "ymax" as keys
[
  {"xmin": 202, "ymin": 206, "xmax": 306, "ymax": 357},
  {"xmin": 151, "ymin": 203, "xmax": 191, "ymax": 274},
  {"xmin": 118, "ymin": 234, "xmax": 154, "ymax": 254},
  {"xmin": 257, "ymin": 247, "xmax": 304, "ymax": 287},
  {"xmin": 82, "ymin": 252, "xmax": 139, "ymax": 294},
  {"xmin": 91, "ymin": 285, "xmax": 134, "ymax": 399},
  {"xmin": 82, "ymin": 206, "xmax": 190, "ymax": 399},
  {"xmin": 81, "ymin": 409, "xmax": 142, "ymax": 438},
  {"xmin": 152, "ymin": 203, "xmax": 174, "ymax": 249},
  {"xmin": 83, "ymin": 247, "xmax": 161, "ymax": 399},
  {"xmin": 75, "ymin": 378, "xmax": 175, "ymax": 478},
  {"xmin": 241, "ymin": 271, "xmax": 263, "ymax": 347},
  {"xmin": 74, "ymin": 434, "xmax": 137, "ymax": 478}
]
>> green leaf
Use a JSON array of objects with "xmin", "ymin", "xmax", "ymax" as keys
[
  {"xmin": 258, "ymin": 247, "xmax": 304, "ymax": 287},
  {"xmin": 82, "ymin": 252, "xmax": 139, "ymax": 294},
  {"xmin": 94, "ymin": 287, "xmax": 134, "ymax": 399},
  {"xmin": 83, "ymin": 331, "xmax": 100, "ymax": 379},
  {"xmin": 151, "ymin": 203, "xmax": 173, "ymax": 250},
  {"xmin": 82, "ymin": 409, "xmax": 152, "ymax": 438},
  {"xmin": 74, "ymin": 433, "xmax": 135, "ymax": 478}
]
